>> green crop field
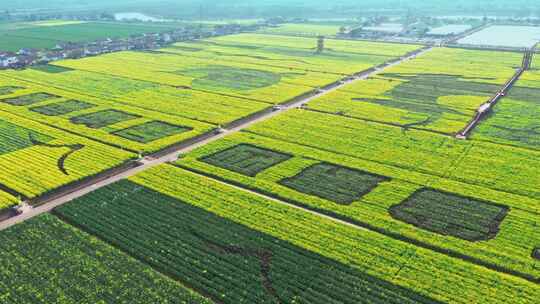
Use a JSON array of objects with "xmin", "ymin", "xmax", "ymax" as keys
[
  {"xmin": 0, "ymin": 214, "xmax": 211, "ymax": 303},
  {"xmin": 160, "ymin": 33, "xmax": 419, "ymax": 75},
  {"xmin": 308, "ymin": 48, "xmax": 522, "ymax": 134},
  {"xmin": 0, "ymin": 21, "xmax": 179, "ymax": 52}
]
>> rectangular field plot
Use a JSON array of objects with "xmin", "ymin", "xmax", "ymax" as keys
[
  {"xmin": 280, "ymin": 162, "xmax": 389, "ymax": 205},
  {"xmin": 389, "ymin": 189, "xmax": 509, "ymax": 241},
  {"xmin": 30, "ymin": 100, "xmax": 96, "ymax": 116},
  {"xmin": 0, "ymin": 214, "xmax": 211, "ymax": 304},
  {"xmin": 70, "ymin": 109, "xmax": 141, "ymax": 129},
  {"xmin": 53, "ymin": 50, "xmax": 339, "ymax": 104},
  {"xmin": 307, "ymin": 48, "xmax": 523, "ymax": 134},
  {"xmin": 201, "ymin": 144, "xmax": 292, "ymax": 176},
  {"xmin": 1, "ymin": 92, "xmax": 59, "ymax": 106},
  {"xmin": 113, "ymin": 121, "xmax": 192, "ymax": 143}
]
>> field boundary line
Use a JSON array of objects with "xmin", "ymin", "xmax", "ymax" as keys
[
  {"xmin": 175, "ymin": 163, "xmax": 540, "ymax": 284},
  {"xmin": 0, "ymin": 45, "xmax": 431, "ymax": 230}
]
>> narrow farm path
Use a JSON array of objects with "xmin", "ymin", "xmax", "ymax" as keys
[{"xmin": 0, "ymin": 46, "xmax": 432, "ymax": 231}]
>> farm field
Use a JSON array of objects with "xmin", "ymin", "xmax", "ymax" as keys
[
  {"xmin": 306, "ymin": 47, "xmax": 523, "ymax": 134},
  {"xmin": 0, "ymin": 74, "xmax": 217, "ymax": 153},
  {"xmin": 50, "ymin": 50, "xmax": 339, "ymax": 104},
  {"xmin": 159, "ymin": 33, "xmax": 419, "ymax": 75},
  {"xmin": 0, "ymin": 21, "xmax": 179, "ymax": 52},
  {"xmin": 472, "ymin": 68, "xmax": 540, "ymax": 149},
  {"xmin": 240, "ymin": 110, "xmax": 540, "ymax": 200},
  {"xmin": 0, "ymin": 67, "xmax": 270, "ymax": 127},
  {"xmin": 0, "ymin": 214, "xmax": 211, "ymax": 303},
  {"xmin": 177, "ymin": 129, "xmax": 540, "ymax": 281},
  {"xmin": 0, "ymin": 22, "xmax": 539, "ymax": 304},
  {"xmin": 52, "ymin": 165, "xmax": 540, "ymax": 304},
  {"xmin": 50, "ymin": 34, "xmax": 421, "ymax": 104},
  {"xmin": 0, "ymin": 109, "xmax": 133, "ymax": 208}
]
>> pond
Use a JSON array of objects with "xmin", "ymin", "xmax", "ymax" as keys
[{"xmin": 458, "ymin": 25, "xmax": 540, "ymax": 47}]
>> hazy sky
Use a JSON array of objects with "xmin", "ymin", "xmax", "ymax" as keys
[{"xmin": 4, "ymin": 0, "xmax": 539, "ymax": 18}]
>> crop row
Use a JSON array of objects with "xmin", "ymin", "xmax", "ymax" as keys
[{"xmin": 55, "ymin": 165, "xmax": 540, "ymax": 303}]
